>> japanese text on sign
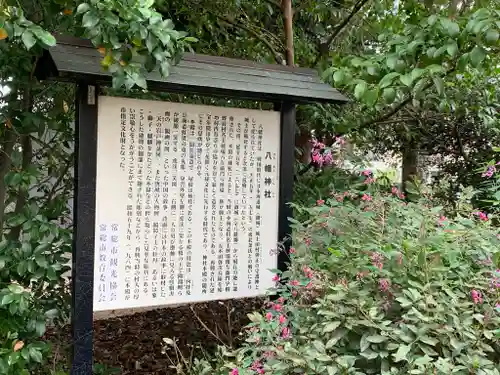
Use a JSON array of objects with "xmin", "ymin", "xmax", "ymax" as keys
[{"xmin": 93, "ymin": 96, "xmax": 281, "ymax": 311}]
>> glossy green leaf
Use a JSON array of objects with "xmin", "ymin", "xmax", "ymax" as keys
[
  {"xmin": 82, "ymin": 11, "xmax": 100, "ymax": 28},
  {"xmin": 379, "ymin": 72, "xmax": 400, "ymax": 88},
  {"xmin": 366, "ymin": 335, "xmax": 387, "ymax": 343},
  {"xmin": 399, "ymin": 74, "xmax": 413, "ymax": 87},
  {"xmin": 485, "ymin": 28, "xmax": 499, "ymax": 43},
  {"xmin": 354, "ymin": 81, "xmax": 368, "ymax": 100},
  {"xmin": 383, "ymin": 88, "xmax": 396, "ymax": 103},
  {"xmin": 470, "ymin": 46, "xmax": 486, "ymax": 67},
  {"xmin": 393, "ymin": 345, "xmax": 411, "ymax": 362},
  {"xmin": 21, "ymin": 31, "xmax": 36, "ymax": 50},
  {"xmin": 76, "ymin": 3, "xmax": 90, "ymax": 14},
  {"xmin": 433, "ymin": 76, "xmax": 445, "ymax": 96},
  {"xmin": 333, "ymin": 70, "xmax": 346, "ymax": 85}
]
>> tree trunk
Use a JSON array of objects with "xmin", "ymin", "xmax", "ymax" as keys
[
  {"xmin": 402, "ymin": 145, "xmax": 420, "ymax": 193},
  {"xmin": 282, "ymin": 0, "xmax": 294, "ymax": 66}
]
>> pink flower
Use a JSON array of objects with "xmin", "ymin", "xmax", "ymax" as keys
[
  {"xmin": 291, "ymin": 290, "xmax": 298, "ymax": 297},
  {"xmin": 364, "ymin": 177, "xmax": 375, "ymax": 184},
  {"xmin": 303, "ymin": 266, "xmax": 313, "ymax": 279},
  {"xmin": 281, "ymin": 326, "xmax": 291, "ymax": 339},
  {"xmin": 272, "ymin": 274, "xmax": 280, "ymax": 282},
  {"xmin": 290, "ymin": 279, "xmax": 299, "ymax": 286},
  {"xmin": 323, "ymin": 152, "xmax": 334, "ymax": 166},
  {"xmin": 474, "ymin": 211, "xmax": 488, "ymax": 221},
  {"xmin": 391, "ymin": 186, "xmax": 399, "ymax": 195},
  {"xmin": 362, "ymin": 169, "xmax": 372, "ymax": 176},
  {"xmin": 438, "ymin": 216, "xmax": 447, "ymax": 226},
  {"xmin": 371, "ymin": 252, "xmax": 384, "ymax": 271},
  {"xmin": 482, "ymin": 166, "xmax": 496, "ymax": 178},
  {"xmin": 278, "ymin": 297, "xmax": 285, "ymax": 304},
  {"xmin": 495, "ymin": 303, "xmax": 500, "ymax": 311},
  {"xmin": 263, "ymin": 350, "xmax": 275, "ymax": 359},
  {"xmin": 361, "ymin": 193, "xmax": 372, "ymax": 201},
  {"xmin": 305, "ymin": 238, "xmax": 311, "ymax": 246},
  {"xmin": 379, "ymin": 278, "xmax": 390, "ymax": 292},
  {"xmin": 397, "ymin": 253, "xmax": 403, "ymax": 265},
  {"xmin": 266, "ymin": 312, "xmax": 273, "ymax": 321},
  {"xmin": 230, "ymin": 369, "xmax": 239, "ymax": 375},
  {"xmin": 398, "ymin": 193, "xmax": 405, "ymax": 200},
  {"xmin": 306, "ymin": 281, "xmax": 313, "ymax": 289},
  {"xmin": 279, "ymin": 314, "xmax": 286, "ymax": 324},
  {"xmin": 471, "ymin": 289, "xmax": 483, "ymax": 304},
  {"xmin": 317, "ymin": 199, "xmax": 325, "ymax": 206},
  {"xmin": 251, "ymin": 360, "xmax": 263, "ymax": 370},
  {"xmin": 273, "ymin": 304, "xmax": 283, "ymax": 312},
  {"xmin": 356, "ymin": 271, "xmax": 368, "ymax": 280},
  {"xmin": 289, "ymin": 247, "xmax": 296, "ymax": 255}
]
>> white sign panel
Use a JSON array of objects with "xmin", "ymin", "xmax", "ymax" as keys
[{"xmin": 93, "ymin": 96, "xmax": 281, "ymax": 311}]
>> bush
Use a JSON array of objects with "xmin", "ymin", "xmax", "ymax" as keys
[{"xmin": 191, "ymin": 182, "xmax": 500, "ymax": 375}]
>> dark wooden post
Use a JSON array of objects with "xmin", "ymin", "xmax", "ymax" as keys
[
  {"xmin": 277, "ymin": 101, "xmax": 296, "ymax": 272},
  {"xmin": 71, "ymin": 82, "xmax": 99, "ymax": 375}
]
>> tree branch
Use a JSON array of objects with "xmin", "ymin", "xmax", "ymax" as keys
[
  {"xmin": 0, "ymin": 130, "xmax": 18, "ymax": 237},
  {"xmin": 8, "ymin": 135, "xmax": 32, "ymax": 241},
  {"xmin": 216, "ymin": 14, "xmax": 285, "ymax": 64},
  {"xmin": 313, "ymin": 0, "xmax": 371, "ymax": 66}
]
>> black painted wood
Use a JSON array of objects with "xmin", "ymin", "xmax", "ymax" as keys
[
  {"xmin": 277, "ymin": 101, "xmax": 295, "ymax": 273},
  {"xmin": 34, "ymin": 35, "xmax": 348, "ymax": 105},
  {"xmin": 71, "ymin": 83, "xmax": 98, "ymax": 375}
]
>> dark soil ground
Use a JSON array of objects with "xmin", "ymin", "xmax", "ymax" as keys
[{"xmin": 46, "ymin": 298, "xmax": 265, "ymax": 375}]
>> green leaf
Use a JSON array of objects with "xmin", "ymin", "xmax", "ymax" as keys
[
  {"xmin": 433, "ymin": 76, "xmax": 445, "ymax": 96},
  {"xmin": 379, "ymin": 72, "xmax": 400, "ymax": 88},
  {"xmin": 386, "ymin": 55, "xmax": 398, "ymax": 70},
  {"xmin": 82, "ymin": 11, "xmax": 100, "ymax": 28},
  {"xmin": 17, "ymin": 261, "xmax": 26, "ymax": 276},
  {"xmin": 104, "ymin": 11, "xmax": 119, "ymax": 25},
  {"xmin": 383, "ymin": 88, "xmax": 396, "ymax": 103},
  {"xmin": 46, "ymin": 267, "xmax": 58, "ymax": 281},
  {"xmin": 160, "ymin": 61, "xmax": 170, "ymax": 77},
  {"xmin": 354, "ymin": 81, "xmax": 367, "ymax": 100},
  {"xmin": 35, "ymin": 255, "xmax": 48, "ymax": 268},
  {"xmin": 366, "ymin": 335, "xmax": 387, "ymax": 343},
  {"xmin": 333, "ymin": 70, "xmax": 346, "ymax": 85},
  {"xmin": 21, "ymin": 31, "xmax": 36, "ymax": 50},
  {"xmin": 34, "ymin": 243, "xmax": 50, "ymax": 254},
  {"xmin": 360, "ymin": 334, "xmax": 370, "ymax": 352},
  {"xmin": 457, "ymin": 53, "xmax": 469, "ymax": 70},
  {"xmin": 29, "ymin": 347, "xmax": 43, "ymax": 363},
  {"xmin": 410, "ymin": 68, "xmax": 425, "ymax": 82},
  {"xmin": 393, "ymin": 345, "xmax": 411, "ymax": 362},
  {"xmin": 419, "ymin": 336, "xmax": 438, "ymax": 346},
  {"xmin": 146, "ymin": 32, "xmax": 158, "ymax": 52},
  {"xmin": 399, "ymin": 74, "xmax": 413, "ymax": 87},
  {"xmin": 414, "ymin": 355, "xmax": 433, "ymax": 366},
  {"xmin": 446, "ymin": 41, "xmax": 458, "ymax": 57},
  {"xmin": 76, "ymin": 3, "xmax": 90, "ymax": 14},
  {"xmin": 363, "ymin": 89, "xmax": 378, "ymax": 107},
  {"xmin": 32, "ymin": 29, "xmax": 56, "ymax": 47},
  {"xmin": 440, "ymin": 18, "xmax": 460, "ymax": 37},
  {"xmin": 485, "ymin": 28, "xmax": 499, "ymax": 43},
  {"xmin": 1, "ymin": 294, "xmax": 15, "ymax": 305},
  {"xmin": 470, "ymin": 46, "xmax": 486, "ymax": 67},
  {"xmin": 323, "ymin": 321, "xmax": 341, "ymax": 333}
]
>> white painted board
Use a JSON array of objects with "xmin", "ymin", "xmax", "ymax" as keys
[{"xmin": 93, "ymin": 96, "xmax": 281, "ymax": 311}]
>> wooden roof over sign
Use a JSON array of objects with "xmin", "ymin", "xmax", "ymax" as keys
[{"xmin": 34, "ymin": 35, "xmax": 348, "ymax": 104}]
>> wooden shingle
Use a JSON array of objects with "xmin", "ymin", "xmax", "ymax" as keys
[{"xmin": 35, "ymin": 35, "xmax": 348, "ymax": 104}]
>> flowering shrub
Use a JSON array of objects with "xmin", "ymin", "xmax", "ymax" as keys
[{"xmin": 191, "ymin": 183, "xmax": 500, "ymax": 375}]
